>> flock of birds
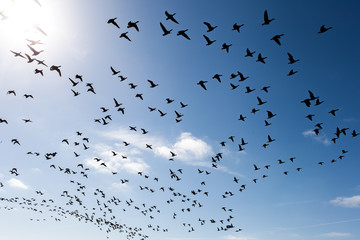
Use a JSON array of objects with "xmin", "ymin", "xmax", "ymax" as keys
[{"xmin": 0, "ymin": 1, "xmax": 359, "ymax": 240}]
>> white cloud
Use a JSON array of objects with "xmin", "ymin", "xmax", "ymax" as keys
[
  {"xmin": 6, "ymin": 178, "xmax": 29, "ymax": 190},
  {"xmin": 98, "ymin": 128, "xmax": 213, "ymax": 166},
  {"xmin": 111, "ymin": 182, "xmax": 132, "ymax": 194},
  {"xmin": 320, "ymin": 232, "xmax": 351, "ymax": 237},
  {"xmin": 330, "ymin": 195, "xmax": 360, "ymax": 208},
  {"xmin": 302, "ymin": 130, "xmax": 331, "ymax": 146},
  {"xmin": 224, "ymin": 235, "xmax": 258, "ymax": 240}
]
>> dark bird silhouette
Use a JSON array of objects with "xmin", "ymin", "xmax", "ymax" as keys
[
  {"xmin": 212, "ymin": 74, "xmax": 222, "ymax": 82},
  {"xmin": 329, "ymin": 109, "xmax": 339, "ymax": 116},
  {"xmin": 147, "ymin": 79, "xmax": 159, "ymax": 88},
  {"xmin": 27, "ymin": 44, "xmax": 44, "ymax": 56},
  {"xmin": 308, "ymin": 90, "xmax": 318, "ymax": 101},
  {"xmin": 165, "ymin": 11, "xmax": 178, "ymax": 24},
  {"xmin": 251, "ymin": 108, "xmax": 260, "ymax": 114},
  {"xmin": 287, "ymin": 53, "xmax": 300, "ymax": 64},
  {"xmin": 177, "ymin": 29, "xmax": 190, "ymax": 40},
  {"xmin": 120, "ymin": 32, "xmax": 131, "ymax": 41},
  {"xmin": 7, "ymin": 90, "xmax": 16, "ymax": 96},
  {"xmin": 203, "ymin": 22, "xmax": 217, "ymax": 32},
  {"xmin": 175, "ymin": 111, "xmax": 183, "ymax": 118},
  {"xmin": 34, "ymin": 69, "xmax": 43, "ymax": 76},
  {"xmin": 265, "ymin": 120, "xmax": 271, "ymax": 126},
  {"xmin": 113, "ymin": 98, "xmax": 122, "ymax": 107},
  {"xmin": 203, "ymin": 35, "xmax": 216, "ymax": 46},
  {"xmin": 301, "ymin": 98, "xmax": 311, "ymax": 107},
  {"xmin": 261, "ymin": 86, "xmax": 270, "ymax": 93},
  {"xmin": 270, "ymin": 34, "xmax": 284, "ymax": 45},
  {"xmin": 180, "ymin": 102, "xmax": 188, "ymax": 108},
  {"xmin": 230, "ymin": 83, "xmax": 239, "ymax": 90},
  {"xmin": 352, "ymin": 130, "xmax": 359, "ymax": 137},
  {"xmin": 127, "ymin": 21, "xmax": 139, "ymax": 31},
  {"xmin": 35, "ymin": 59, "xmax": 48, "ymax": 67},
  {"xmin": 256, "ymin": 53, "xmax": 267, "ymax": 63},
  {"xmin": 68, "ymin": 78, "xmax": 79, "ymax": 87},
  {"xmin": 50, "ymin": 65, "xmax": 61, "ymax": 77},
  {"xmin": 306, "ymin": 114, "xmax": 315, "ymax": 121},
  {"xmin": 158, "ymin": 109, "xmax": 167, "ymax": 117},
  {"xmin": 245, "ymin": 48, "xmax": 255, "ymax": 57},
  {"xmin": 318, "ymin": 25, "xmax": 332, "ymax": 34},
  {"xmin": 221, "ymin": 43, "xmax": 232, "ymax": 53},
  {"xmin": 238, "ymin": 71, "xmax": 249, "ymax": 81},
  {"xmin": 71, "ymin": 89, "xmax": 80, "ymax": 96},
  {"xmin": 24, "ymin": 53, "xmax": 35, "ymax": 63},
  {"xmin": 107, "ymin": 18, "xmax": 120, "ymax": 28},
  {"xmin": 232, "ymin": 23, "xmax": 244, "ymax": 32},
  {"xmin": 267, "ymin": 135, "xmax": 275, "ymax": 143},
  {"xmin": 287, "ymin": 69, "xmax": 298, "ymax": 76},
  {"xmin": 257, "ymin": 96, "xmax": 267, "ymax": 105},
  {"xmin": 148, "ymin": 106, "xmax": 156, "ymax": 112},
  {"xmin": 314, "ymin": 98, "xmax": 324, "ymax": 106},
  {"xmin": 245, "ymin": 86, "xmax": 255, "ymax": 93},
  {"xmin": 135, "ymin": 93, "xmax": 143, "ymax": 100},
  {"xmin": 238, "ymin": 114, "xmax": 246, "ymax": 121},
  {"xmin": 253, "ymin": 164, "xmax": 260, "ymax": 171},
  {"xmin": 160, "ymin": 22, "xmax": 172, "ymax": 36},
  {"xmin": 262, "ymin": 10, "xmax": 275, "ymax": 25},
  {"xmin": 24, "ymin": 94, "xmax": 34, "ymax": 98},
  {"xmin": 197, "ymin": 80, "xmax": 208, "ymax": 90}
]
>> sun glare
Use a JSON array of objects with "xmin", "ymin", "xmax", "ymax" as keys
[{"xmin": 0, "ymin": 0, "xmax": 56, "ymax": 47}]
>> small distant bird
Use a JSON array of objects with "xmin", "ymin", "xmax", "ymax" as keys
[
  {"xmin": 265, "ymin": 120, "xmax": 271, "ymax": 126},
  {"xmin": 329, "ymin": 109, "xmax": 339, "ymax": 116},
  {"xmin": 245, "ymin": 48, "xmax": 255, "ymax": 57},
  {"xmin": 27, "ymin": 44, "xmax": 44, "ymax": 56},
  {"xmin": 287, "ymin": 53, "xmax": 300, "ymax": 64},
  {"xmin": 267, "ymin": 135, "xmax": 275, "ymax": 143},
  {"xmin": 221, "ymin": 43, "xmax": 232, "ymax": 53},
  {"xmin": 238, "ymin": 71, "xmax": 249, "ymax": 81},
  {"xmin": 238, "ymin": 114, "xmax": 246, "ymax": 121},
  {"xmin": 50, "ymin": 65, "xmax": 61, "ymax": 77},
  {"xmin": 203, "ymin": 22, "xmax": 217, "ymax": 32},
  {"xmin": 147, "ymin": 79, "xmax": 159, "ymax": 88},
  {"xmin": 270, "ymin": 34, "xmax": 284, "ymax": 45},
  {"xmin": 120, "ymin": 32, "xmax": 131, "ymax": 41},
  {"xmin": 257, "ymin": 96, "xmax": 267, "ymax": 105},
  {"xmin": 232, "ymin": 23, "xmax": 244, "ymax": 32},
  {"xmin": 110, "ymin": 66, "xmax": 120, "ymax": 75},
  {"xmin": 245, "ymin": 86, "xmax": 255, "ymax": 93},
  {"xmin": 34, "ymin": 69, "xmax": 43, "ymax": 76},
  {"xmin": 262, "ymin": 10, "xmax": 275, "ymax": 25},
  {"xmin": 203, "ymin": 35, "xmax": 216, "ymax": 46},
  {"xmin": 251, "ymin": 108, "xmax": 260, "ymax": 114},
  {"xmin": 180, "ymin": 102, "xmax": 188, "ymax": 108},
  {"xmin": 10, "ymin": 50, "xmax": 25, "ymax": 58},
  {"xmin": 212, "ymin": 74, "xmax": 222, "ymax": 82},
  {"xmin": 197, "ymin": 80, "xmax": 208, "ymax": 90},
  {"xmin": 135, "ymin": 93, "xmax": 143, "ymax": 100},
  {"xmin": 318, "ymin": 25, "xmax": 332, "ymax": 34},
  {"xmin": 160, "ymin": 22, "xmax": 172, "ymax": 36},
  {"xmin": 256, "ymin": 53, "xmax": 267, "ymax": 63},
  {"xmin": 165, "ymin": 11, "xmax": 178, "ymax": 24},
  {"xmin": 287, "ymin": 69, "xmax": 298, "ymax": 76},
  {"xmin": 305, "ymin": 114, "xmax": 315, "ymax": 121},
  {"xmin": 177, "ymin": 29, "xmax": 190, "ymax": 40},
  {"xmin": 352, "ymin": 130, "xmax": 359, "ymax": 137},
  {"xmin": 107, "ymin": 18, "xmax": 120, "ymax": 28},
  {"xmin": 127, "ymin": 21, "xmax": 139, "ymax": 31},
  {"xmin": 261, "ymin": 86, "xmax": 270, "ymax": 93}
]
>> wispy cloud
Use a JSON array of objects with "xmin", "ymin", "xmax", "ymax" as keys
[
  {"xmin": 320, "ymin": 232, "xmax": 352, "ymax": 237},
  {"xmin": 302, "ymin": 130, "xmax": 331, "ymax": 146},
  {"xmin": 330, "ymin": 195, "xmax": 360, "ymax": 208},
  {"xmin": 6, "ymin": 178, "xmax": 29, "ymax": 190},
  {"xmin": 224, "ymin": 235, "xmax": 258, "ymax": 240}
]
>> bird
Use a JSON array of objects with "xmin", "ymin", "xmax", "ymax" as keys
[
  {"xmin": 160, "ymin": 22, "xmax": 172, "ymax": 36},
  {"xmin": 287, "ymin": 53, "xmax": 300, "ymax": 64},
  {"xmin": 253, "ymin": 164, "xmax": 260, "ymax": 171},
  {"xmin": 165, "ymin": 11, "xmax": 178, "ymax": 24},
  {"xmin": 10, "ymin": 50, "xmax": 25, "ymax": 58},
  {"xmin": 352, "ymin": 130, "xmax": 359, "ymax": 137},
  {"xmin": 27, "ymin": 44, "xmax": 44, "ymax": 56},
  {"xmin": 34, "ymin": 69, "xmax": 43, "ymax": 76},
  {"xmin": 135, "ymin": 93, "xmax": 143, "ymax": 100},
  {"xmin": 257, "ymin": 96, "xmax": 267, "ymax": 105},
  {"xmin": 50, "ymin": 65, "xmax": 61, "ymax": 77},
  {"xmin": 203, "ymin": 22, "xmax": 217, "ymax": 32},
  {"xmin": 127, "ymin": 21, "xmax": 139, "ymax": 31},
  {"xmin": 270, "ymin": 34, "xmax": 284, "ymax": 45},
  {"xmin": 120, "ymin": 32, "xmax": 131, "ymax": 41},
  {"xmin": 238, "ymin": 71, "xmax": 249, "ymax": 81},
  {"xmin": 24, "ymin": 53, "xmax": 35, "ymax": 63},
  {"xmin": 212, "ymin": 74, "xmax": 222, "ymax": 82},
  {"xmin": 245, "ymin": 48, "xmax": 255, "ymax": 57},
  {"xmin": 35, "ymin": 59, "xmax": 48, "ymax": 67},
  {"xmin": 24, "ymin": 94, "xmax": 34, "ymax": 98},
  {"xmin": 203, "ymin": 35, "xmax": 216, "ymax": 46},
  {"xmin": 265, "ymin": 120, "xmax": 271, "ymax": 126},
  {"xmin": 308, "ymin": 90, "xmax": 319, "ymax": 100},
  {"xmin": 329, "ymin": 109, "xmax": 339, "ymax": 116},
  {"xmin": 197, "ymin": 81, "xmax": 208, "ymax": 90},
  {"xmin": 305, "ymin": 114, "xmax": 315, "ymax": 121},
  {"xmin": 262, "ymin": 10, "xmax": 275, "ymax": 25},
  {"xmin": 71, "ymin": 89, "xmax": 80, "ymax": 96},
  {"xmin": 256, "ymin": 53, "xmax": 267, "ymax": 63},
  {"xmin": 68, "ymin": 78, "xmax": 79, "ymax": 87},
  {"xmin": 180, "ymin": 102, "xmax": 188, "ymax": 108},
  {"xmin": 221, "ymin": 43, "xmax": 232, "ymax": 53},
  {"xmin": 318, "ymin": 25, "xmax": 332, "ymax": 34},
  {"xmin": 267, "ymin": 135, "xmax": 275, "ymax": 143},
  {"xmin": 232, "ymin": 23, "xmax": 244, "ymax": 32},
  {"xmin": 230, "ymin": 83, "xmax": 239, "ymax": 90},
  {"xmin": 287, "ymin": 69, "xmax": 298, "ymax": 76},
  {"xmin": 261, "ymin": 86, "xmax": 270, "ymax": 93},
  {"xmin": 238, "ymin": 114, "xmax": 246, "ymax": 121},
  {"xmin": 147, "ymin": 79, "xmax": 159, "ymax": 88},
  {"xmin": 158, "ymin": 110, "xmax": 167, "ymax": 117},
  {"xmin": 245, "ymin": 86, "xmax": 255, "ymax": 93},
  {"xmin": 177, "ymin": 29, "xmax": 190, "ymax": 40},
  {"xmin": 7, "ymin": 90, "xmax": 16, "ymax": 96},
  {"xmin": 107, "ymin": 18, "xmax": 120, "ymax": 28}
]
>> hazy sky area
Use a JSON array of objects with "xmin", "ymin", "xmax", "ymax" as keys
[{"xmin": 0, "ymin": 0, "xmax": 359, "ymax": 240}]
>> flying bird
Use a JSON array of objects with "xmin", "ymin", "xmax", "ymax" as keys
[
  {"xmin": 318, "ymin": 25, "xmax": 332, "ymax": 33},
  {"xmin": 203, "ymin": 22, "xmax": 217, "ymax": 32},
  {"xmin": 270, "ymin": 34, "xmax": 284, "ymax": 45},
  {"xmin": 50, "ymin": 65, "xmax": 61, "ymax": 77},
  {"xmin": 245, "ymin": 48, "xmax": 255, "ymax": 57},
  {"xmin": 107, "ymin": 18, "xmax": 120, "ymax": 28},
  {"xmin": 287, "ymin": 53, "xmax": 300, "ymax": 64},
  {"xmin": 232, "ymin": 23, "xmax": 244, "ymax": 32},
  {"xmin": 197, "ymin": 80, "xmax": 208, "ymax": 90},
  {"xmin": 165, "ymin": 11, "xmax": 179, "ymax": 24},
  {"xmin": 221, "ymin": 43, "xmax": 232, "ymax": 53},
  {"xmin": 262, "ymin": 10, "xmax": 275, "ymax": 25},
  {"xmin": 27, "ymin": 44, "xmax": 44, "ymax": 56},
  {"xmin": 203, "ymin": 35, "xmax": 216, "ymax": 46},
  {"xmin": 120, "ymin": 32, "xmax": 131, "ymax": 41},
  {"xmin": 127, "ymin": 21, "xmax": 139, "ymax": 31},
  {"xmin": 160, "ymin": 22, "xmax": 172, "ymax": 36},
  {"xmin": 177, "ymin": 29, "xmax": 190, "ymax": 40}
]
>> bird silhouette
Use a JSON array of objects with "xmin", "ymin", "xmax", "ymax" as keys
[
  {"xmin": 270, "ymin": 34, "xmax": 284, "ymax": 45},
  {"xmin": 262, "ymin": 10, "xmax": 275, "ymax": 25},
  {"xmin": 256, "ymin": 53, "xmax": 267, "ymax": 63},
  {"xmin": 221, "ymin": 43, "xmax": 232, "ymax": 53},
  {"xmin": 329, "ymin": 109, "xmax": 339, "ymax": 116},
  {"xmin": 165, "ymin": 11, "xmax": 178, "ymax": 24},
  {"xmin": 287, "ymin": 53, "xmax": 300, "ymax": 64},
  {"xmin": 318, "ymin": 25, "xmax": 332, "ymax": 33},
  {"xmin": 232, "ymin": 23, "xmax": 244, "ymax": 32},
  {"xmin": 203, "ymin": 35, "xmax": 216, "ymax": 45},
  {"xmin": 177, "ymin": 29, "xmax": 190, "ymax": 40},
  {"xmin": 27, "ymin": 44, "xmax": 44, "ymax": 56},
  {"xmin": 107, "ymin": 18, "xmax": 120, "ymax": 28},
  {"xmin": 203, "ymin": 22, "xmax": 217, "ymax": 32},
  {"xmin": 50, "ymin": 65, "xmax": 61, "ymax": 77},
  {"xmin": 147, "ymin": 79, "xmax": 159, "ymax": 88},
  {"xmin": 120, "ymin": 32, "xmax": 131, "ymax": 41},
  {"xmin": 127, "ymin": 21, "xmax": 139, "ymax": 31},
  {"xmin": 160, "ymin": 22, "xmax": 172, "ymax": 36},
  {"xmin": 212, "ymin": 74, "xmax": 222, "ymax": 82},
  {"xmin": 197, "ymin": 80, "xmax": 208, "ymax": 90},
  {"xmin": 245, "ymin": 48, "xmax": 255, "ymax": 57}
]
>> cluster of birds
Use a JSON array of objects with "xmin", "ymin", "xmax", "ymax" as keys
[{"xmin": 0, "ymin": 1, "xmax": 358, "ymax": 240}]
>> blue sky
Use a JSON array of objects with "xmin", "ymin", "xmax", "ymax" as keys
[{"xmin": 0, "ymin": 0, "xmax": 359, "ymax": 240}]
